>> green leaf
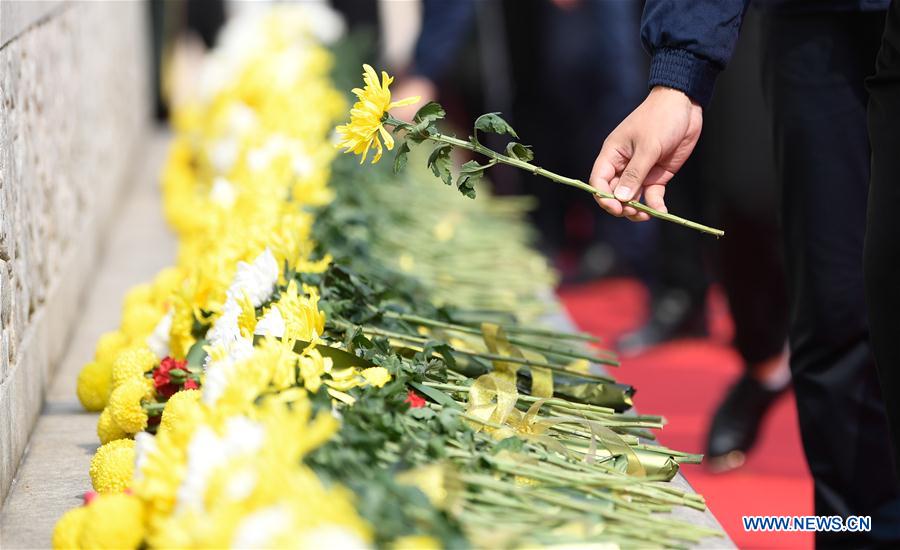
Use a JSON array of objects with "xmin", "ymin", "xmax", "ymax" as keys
[
  {"xmin": 492, "ymin": 436, "xmax": 525, "ymax": 454},
  {"xmin": 474, "ymin": 112, "xmax": 518, "ymax": 139},
  {"xmin": 393, "ymin": 140, "xmax": 410, "ymax": 174},
  {"xmin": 427, "ymin": 143, "xmax": 453, "ymax": 186},
  {"xmin": 456, "ymin": 160, "xmax": 486, "ymax": 199},
  {"xmin": 185, "ymin": 338, "xmax": 209, "ymax": 368},
  {"xmin": 408, "ymin": 381, "xmax": 462, "ymax": 410},
  {"xmin": 413, "ymin": 101, "xmax": 446, "ymax": 125},
  {"xmin": 505, "ymin": 141, "xmax": 534, "ymax": 162}
]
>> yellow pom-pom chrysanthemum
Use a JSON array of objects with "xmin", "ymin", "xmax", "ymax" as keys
[
  {"xmin": 158, "ymin": 389, "xmax": 204, "ymax": 445},
  {"xmin": 78, "ymin": 493, "xmax": 145, "ymax": 549},
  {"xmin": 108, "ymin": 378, "xmax": 153, "ymax": 434},
  {"xmin": 90, "ymin": 439, "xmax": 136, "ymax": 493},
  {"xmin": 111, "ymin": 347, "xmax": 157, "ymax": 389},
  {"xmin": 76, "ymin": 361, "xmax": 112, "ymax": 412},
  {"xmin": 52, "ymin": 505, "xmax": 88, "ymax": 550},
  {"xmin": 94, "ymin": 330, "xmax": 129, "ymax": 365},
  {"xmin": 97, "ymin": 407, "xmax": 129, "ymax": 444}
]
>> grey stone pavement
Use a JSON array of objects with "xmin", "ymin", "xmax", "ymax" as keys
[
  {"xmin": 0, "ymin": 132, "xmax": 730, "ymax": 548},
  {"xmin": 0, "ymin": 132, "xmax": 175, "ymax": 549}
]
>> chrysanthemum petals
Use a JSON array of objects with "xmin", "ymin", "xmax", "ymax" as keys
[{"xmin": 334, "ymin": 65, "xmax": 423, "ymax": 164}]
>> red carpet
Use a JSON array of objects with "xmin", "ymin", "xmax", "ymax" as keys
[{"xmin": 558, "ymin": 278, "xmax": 814, "ymax": 549}]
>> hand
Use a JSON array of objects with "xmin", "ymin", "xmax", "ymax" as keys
[
  {"xmin": 590, "ymin": 86, "xmax": 703, "ymax": 221},
  {"xmin": 389, "ymin": 76, "xmax": 437, "ymax": 122}
]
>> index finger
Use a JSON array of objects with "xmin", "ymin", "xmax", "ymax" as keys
[{"xmin": 590, "ymin": 144, "xmax": 626, "ymax": 216}]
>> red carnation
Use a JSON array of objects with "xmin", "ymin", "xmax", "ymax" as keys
[
  {"xmin": 153, "ymin": 357, "xmax": 188, "ymax": 398},
  {"xmin": 404, "ymin": 389, "xmax": 426, "ymax": 409},
  {"xmin": 183, "ymin": 378, "xmax": 199, "ymax": 390},
  {"xmin": 83, "ymin": 491, "xmax": 98, "ymax": 505}
]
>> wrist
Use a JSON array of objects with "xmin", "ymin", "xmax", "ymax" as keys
[{"xmin": 648, "ymin": 48, "xmax": 718, "ymax": 107}]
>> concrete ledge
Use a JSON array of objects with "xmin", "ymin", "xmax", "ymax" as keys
[
  {"xmin": 0, "ymin": 132, "xmax": 175, "ymax": 548},
  {"xmin": 0, "ymin": 1, "xmax": 150, "ymax": 501}
]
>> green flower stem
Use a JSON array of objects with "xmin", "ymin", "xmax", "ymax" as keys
[
  {"xmin": 382, "ymin": 310, "xmax": 599, "ymax": 343},
  {"xmin": 380, "ymin": 310, "xmax": 614, "ymax": 360},
  {"xmin": 357, "ymin": 318, "xmax": 619, "ymax": 367},
  {"xmin": 386, "ymin": 116, "xmax": 723, "ymax": 237},
  {"xmin": 143, "ymin": 402, "xmax": 167, "ymax": 415},
  {"xmin": 343, "ymin": 322, "xmax": 619, "ymax": 376}
]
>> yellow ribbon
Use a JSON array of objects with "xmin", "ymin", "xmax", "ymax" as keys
[
  {"xmin": 480, "ymin": 322, "xmax": 553, "ymax": 398},
  {"xmin": 466, "ymin": 373, "xmax": 648, "ymax": 477}
]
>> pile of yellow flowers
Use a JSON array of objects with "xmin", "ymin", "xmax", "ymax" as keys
[
  {"xmin": 56, "ymin": 4, "xmax": 721, "ymax": 549},
  {"xmin": 59, "ymin": 6, "xmax": 393, "ymax": 548}
]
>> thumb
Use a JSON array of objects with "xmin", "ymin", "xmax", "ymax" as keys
[{"xmin": 613, "ymin": 146, "xmax": 658, "ymax": 202}]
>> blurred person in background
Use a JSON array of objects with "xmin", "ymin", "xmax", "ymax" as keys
[
  {"xmin": 391, "ymin": 0, "xmax": 655, "ymax": 282},
  {"xmin": 694, "ymin": 7, "xmax": 790, "ymax": 472},
  {"xmin": 592, "ymin": 0, "xmax": 900, "ymax": 545}
]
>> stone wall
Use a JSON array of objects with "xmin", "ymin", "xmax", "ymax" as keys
[{"xmin": 0, "ymin": 1, "xmax": 150, "ymax": 501}]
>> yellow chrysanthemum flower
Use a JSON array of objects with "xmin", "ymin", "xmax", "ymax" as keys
[
  {"xmin": 275, "ymin": 280, "xmax": 326, "ymax": 342},
  {"xmin": 90, "ymin": 438, "xmax": 136, "ymax": 493},
  {"xmin": 52, "ymin": 505, "xmax": 87, "ymax": 550},
  {"xmin": 108, "ymin": 378, "xmax": 153, "ymax": 434},
  {"xmin": 158, "ymin": 389, "xmax": 204, "ymax": 446},
  {"xmin": 335, "ymin": 64, "xmax": 419, "ymax": 163},
  {"xmin": 361, "ymin": 366, "xmax": 391, "ymax": 388},
  {"xmin": 298, "ymin": 347, "xmax": 333, "ymax": 393},
  {"xmin": 94, "ymin": 330, "xmax": 129, "ymax": 365},
  {"xmin": 393, "ymin": 535, "xmax": 442, "ymax": 550},
  {"xmin": 111, "ymin": 347, "xmax": 157, "ymax": 389},
  {"xmin": 97, "ymin": 407, "xmax": 129, "ymax": 444},
  {"xmin": 76, "ymin": 361, "xmax": 112, "ymax": 412},
  {"xmin": 78, "ymin": 493, "xmax": 145, "ymax": 549},
  {"xmin": 121, "ymin": 302, "xmax": 165, "ymax": 341}
]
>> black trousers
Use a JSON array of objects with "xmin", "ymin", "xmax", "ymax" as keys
[
  {"xmin": 764, "ymin": 10, "xmax": 900, "ymax": 547},
  {"xmin": 867, "ymin": 0, "xmax": 900, "ymax": 507}
]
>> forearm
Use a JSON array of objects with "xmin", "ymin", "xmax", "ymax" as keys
[{"xmin": 641, "ymin": 0, "xmax": 752, "ymax": 106}]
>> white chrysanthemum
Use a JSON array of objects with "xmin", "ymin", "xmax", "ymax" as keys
[
  {"xmin": 247, "ymin": 134, "xmax": 288, "ymax": 172},
  {"xmin": 202, "ymin": 295, "xmax": 256, "ymax": 405},
  {"xmin": 254, "ymin": 306, "xmax": 285, "ymax": 338},
  {"xmin": 225, "ymin": 466, "xmax": 258, "ymax": 502},
  {"xmin": 228, "ymin": 102, "xmax": 258, "ymax": 133},
  {"xmin": 210, "ymin": 177, "xmax": 237, "ymax": 208},
  {"xmin": 201, "ymin": 337, "xmax": 254, "ymax": 406},
  {"xmin": 133, "ymin": 432, "xmax": 157, "ymax": 482},
  {"xmin": 175, "ymin": 418, "xmax": 265, "ymax": 514},
  {"xmin": 299, "ymin": 526, "xmax": 371, "ymax": 549},
  {"xmin": 146, "ymin": 310, "xmax": 173, "ymax": 359},
  {"xmin": 292, "ymin": 151, "xmax": 314, "ymax": 178},
  {"xmin": 206, "ymin": 298, "xmax": 242, "ymax": 346},
  {"xmin": 226, "ymin": 249, "xmax": 278, "ymax": 307},
  {"xmin": 231, "ymin": 505, "xmax": 293, "ymax": 549},
  {"xmin": 294, "ymin": 2, "xmax": 346, "ymax": 45},
  {"xmin": 209, "ymin": 140, "xmax": 239, "ymax": 174}
]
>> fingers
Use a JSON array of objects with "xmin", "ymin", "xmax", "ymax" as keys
[
  {"xmin": 644, "ymin": 184, "xmax": 667, "ymax": 213},
  {"xmin": 610, "ymin": 145, "xmax": 657, "ymax": 203},
  {"xmin": 590, "ymin": 143, "xmax": 626, "ymax": 216}
]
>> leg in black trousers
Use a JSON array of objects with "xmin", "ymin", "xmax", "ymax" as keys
[
  {"xmin": 764, "ymin": 11, "xmax": 900, "ymax": 547},
  {"xmin": 866, "ymin": 0, "xmax": 900, "ymax": 487}
]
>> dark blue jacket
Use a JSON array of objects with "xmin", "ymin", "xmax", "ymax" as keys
[{"xmin": 643, "ymin": 0, "xmax": 889, "ymax": 106}]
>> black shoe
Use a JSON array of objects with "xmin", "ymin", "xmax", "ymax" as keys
[
  {"xmin": 616, "ymin": 289, "xmax": 707, "ymax": 355},
  {"xmin": 705, "ymin": 374, "xmax": 788, "ymax": 472}
]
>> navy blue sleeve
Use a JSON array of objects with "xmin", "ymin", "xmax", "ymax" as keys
[
  {"xmin": 641, "ymin": 0, "xmax": 751, "ymax": 107},
  {"xmin": 411, "ymin": 0, "xmax": 476, "ymax": 82}
]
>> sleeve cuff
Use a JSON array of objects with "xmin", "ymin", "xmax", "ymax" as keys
[{"xmin": 648, "ymin": 48, "xmax": 720, "ymax": 107}]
